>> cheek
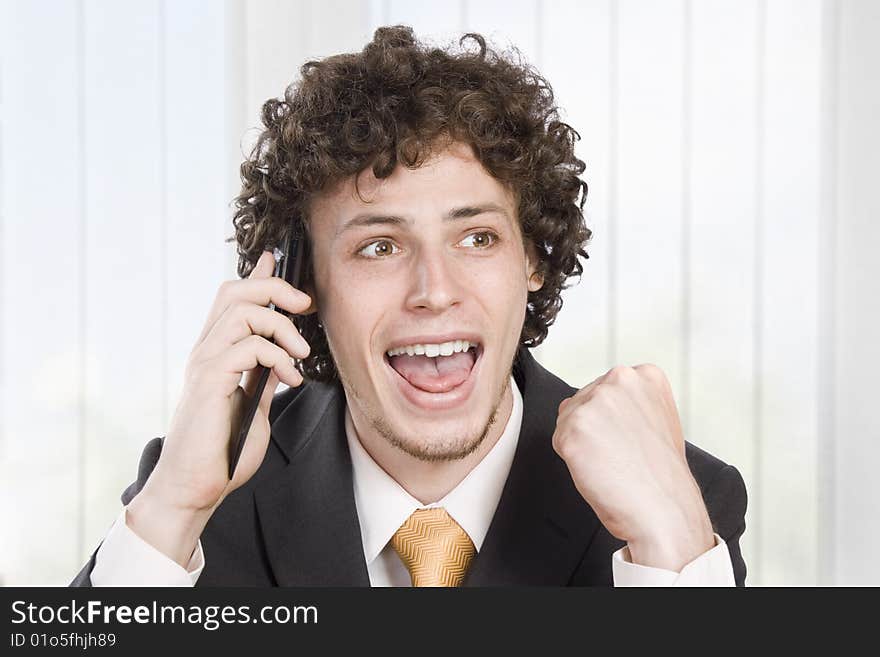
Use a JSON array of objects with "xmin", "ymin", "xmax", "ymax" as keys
[
  {"xmin": 497, "ymin": 274, "xmax": 532, "ymax": 349},
  {"xmin": 319, "ymin": 274, "xmax": 394, "ymax": 355},
  {"xmin": 480, "ymin": 266, "xmax": 529, "ymax": 320}
]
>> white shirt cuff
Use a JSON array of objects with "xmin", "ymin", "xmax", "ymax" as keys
[
  {"xmin": 612, "ymin": 533, "xmax": 735, "ymax": 587},
  {"xmin": 91, "ymin": 507, "xmax": 204, "ymax": 586}
]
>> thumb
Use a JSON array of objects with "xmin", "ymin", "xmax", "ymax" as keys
[{"xmin": 258, "ymin": 370, "xmax": 281, "ymax": 415}]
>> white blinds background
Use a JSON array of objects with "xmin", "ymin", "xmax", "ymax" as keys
[{"xmin": 1, "ymin": 0, "xmax": 877, "ymax": 585}]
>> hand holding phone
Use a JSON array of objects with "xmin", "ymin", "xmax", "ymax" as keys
[
  {"xmin": 230, "ymin": 230, "xmax": 306, "ymax": 478},
  {"xmin": 125, "ymin": 236, "xmax": 310, "ymax": 568}
]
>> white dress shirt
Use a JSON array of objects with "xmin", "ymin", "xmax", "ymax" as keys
[
  {"xmin": 347, "ymin": 376, "xmax": 523, "ymax": 586},
  {"xmin": 91, "ymin": 376, "xmax": 735, "ymax": 587}
]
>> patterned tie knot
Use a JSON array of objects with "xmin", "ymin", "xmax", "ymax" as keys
[{"xmin": 390, "ymin": 507, "xmax": 476, "ymax": 587}]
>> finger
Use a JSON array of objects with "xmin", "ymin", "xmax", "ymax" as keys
[
  {"xmin": 241, "ymin": 365, "xmax": 286, "ymax": 411},
  {"xmin": 217, "ymin": 334, "xmax": 304, "ymax": 390},
  {"xmin": 632, "ymin": 363, "xmax": 673, "ymax": 414},
  {"xmin": 195, "ymin": 249, "xmax": 296, "ymax": 347},
  {"xmin": 249, "ymin": 250, "xmax": 277, "ymax": 280},
  {"xmin": 197, "ymin": 302, "xmax": 310, "ymax": 362},
  {"xmin": 587, "ymin": 366, "xmax": 668, "ymax": 446},
  {"xmin": 579, "ymin": 367, "xmax": 615, "ymax": 398},
  {"xmin": 633, "ymin": 364, "xmax": 685, "ymax": 456},
  {"xmin": 557, "ymin": 368, "xmax": 612, "ymax": 420},
  {"xmin": 241, "ymin": 361, "xmax": 273, "ymax": 401},
  {"xmin": 259, "ymin": 370, "xmax": 282, "ymax": 410},
  {"xmin": 254, "ymin": 369, "xmax": 299, "ymax": 425},
  {"xmin": 196, "ymin": 277, "xmax": 312, "ymax": 347}
]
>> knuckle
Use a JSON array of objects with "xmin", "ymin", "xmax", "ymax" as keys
[
  {"xmin": 634, "ymin": 362, "xmax": 663, "ymax": 380},
  {"xmin": 588, "ymin": 384, "xmax": 612, "ymax": 405},
  {"xmin": 273, "ymin": 341, "xmax": 291, "ymax": 361},
  {"xmin": 246, "ymin": 333, "xmax": 265, "ymax": 351},
  {"xmin": 569, "ymin": 409, "xmax": 591, "ymax": 433},
  {"xmin": 217, "ymin": 279, "xmax": 236, "ymax": 300},
  {"xmin": 551, "ymin": 429, "xmax": 566, "ymax": 456},
  {"xmin": 229, "ymin": 300, "xmax": 250, "ymax": 322},
  {"xmin": 280, "ymin": 325, "xmax": 305, "ymax": 356},
  {"xmin": 635, "ymin": 362, "xmax": 670, "ymax": 392},
  {"xmin": 607, "ymin": 365, "xmax": 634, "ymax": 384},
  {"xmin": 554, "ymin": 430, "xmax": 580, "ymax": 461},
  {"xmin": 295, "ymin": 336, "xmax": 311, "ymax": 358},
  {"xmin": 278, "ymin": 309, "xmax": 299, "ymax": 332},
  {"xmin": 269, "ymin": 306, "xmax": 297, "ymax": 340}
]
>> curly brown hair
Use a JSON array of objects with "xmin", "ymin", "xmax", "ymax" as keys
[{"xmin": 228, "ymin": 25, "xmax": 590, "ymax": 383}]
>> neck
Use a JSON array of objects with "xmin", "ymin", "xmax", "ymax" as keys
[{"xmin": 348, "ymin": 384, "xmax": 514, "ymax": 504}]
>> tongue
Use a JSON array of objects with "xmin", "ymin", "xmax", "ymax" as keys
[{"xmin": 388, "ymin": 350, "xmax": 476, "ymax": 393}]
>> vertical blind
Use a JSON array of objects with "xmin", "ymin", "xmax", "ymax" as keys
[{"xmin": 0, "ymin": 0, "xmax": 876, "ymax": 585}]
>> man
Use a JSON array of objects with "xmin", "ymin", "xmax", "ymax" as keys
[{"xmin": 71, "ymin": 26, "xmax": 746, "ymax": 587}]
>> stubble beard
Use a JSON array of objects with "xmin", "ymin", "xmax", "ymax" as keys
[{"xmin": 337, "ymin": 354, "xmax": 515, "ymax": 463}]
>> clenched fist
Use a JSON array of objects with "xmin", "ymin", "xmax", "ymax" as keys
[{"xmin": 552, "ymin": 364, "xmax": 715, "ymax": 572}]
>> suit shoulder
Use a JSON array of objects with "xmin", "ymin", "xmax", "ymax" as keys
[
  {"xmin": 684, "ymin": 441, "xmax": 733, "ymax": 490},
  {"xmin": 684, "ymin": 441, "xmax": 748, "ymax": 527},
  {"xmin": 120, "ymin": 436, "xmax": 164, "ymax": 505},
  {"xmin": 515, "ymin": 348, "xmax": 579, "ymax": 404}
]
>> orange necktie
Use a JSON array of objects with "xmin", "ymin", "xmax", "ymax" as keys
[{"xmin": 390, "ymin": 508, "xmax": 476, "ymax": 587}]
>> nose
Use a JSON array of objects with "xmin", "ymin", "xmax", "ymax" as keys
[{"xmin": 404, "ymin": 246, "xmax": 463, "ymax": 313}]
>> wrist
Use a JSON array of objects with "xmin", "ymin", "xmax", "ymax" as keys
[
  {"xmin": 126, "ymin": 479, "xmax": 215, "ymax": 568},
  {"xmin": 626, "ymin": 506, "xmax": 714, "ymax": 572}
]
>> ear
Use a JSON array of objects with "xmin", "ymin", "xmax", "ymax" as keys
[
  {"xmin": 525, "ymin": 241, "xmax": 544, "ymax": 292},
  {"xmin": 528, "ymin": 271, "xmax": 544, "ymax": 292}
]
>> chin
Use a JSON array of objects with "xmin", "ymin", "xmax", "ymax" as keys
[
  {"xmin": 336, "ymin": 333, "xmax": 512, "ymax": 460},
  {"xmin": 376, "ymin": 365, "xmax": 509, "ymax": 463},
  {"xmin": 376, "ymin": 412, "xmax": 498, "ymax": 463}
]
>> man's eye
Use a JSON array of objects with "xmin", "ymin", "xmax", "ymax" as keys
[
  {"xmin": 358, "ymin": 239, "xmax": 400, "ymax": 258},
  {"xmin": 459, "ymin": 231, "xmax": 497, "ymax": 249}
]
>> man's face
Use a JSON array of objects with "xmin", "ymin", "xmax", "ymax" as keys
[{"xmin": 308, "ymin": 141, "xmax": 542, "ymax": 461}]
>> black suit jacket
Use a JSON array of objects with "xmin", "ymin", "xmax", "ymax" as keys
[{"xmin": 71, "ymin": 346, "xmax": 748, "ymax": 586}]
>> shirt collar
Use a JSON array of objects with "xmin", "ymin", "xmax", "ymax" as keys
[{"xmin": 346, "ymin": 376, "xmax": 523, "ymax": 565}]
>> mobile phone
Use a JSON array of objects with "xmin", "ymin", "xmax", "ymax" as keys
[{"xmin": 228, "ymin": 221, "xmax": 306, "ymax": 480}]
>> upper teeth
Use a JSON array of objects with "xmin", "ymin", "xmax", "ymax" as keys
[{"xmin": 387, "ymin": 340, "xmax": 473, "ymax": 358}]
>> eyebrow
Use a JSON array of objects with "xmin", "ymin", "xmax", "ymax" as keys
[{"xmin": 336, "ymin": 202, "xmax": 510, "ymax": 237}]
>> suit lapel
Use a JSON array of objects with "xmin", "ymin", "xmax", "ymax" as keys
[
  {"xmin": 254, "ymin": 380, "xmax": 370, "ymax": 586},
  {"xmin": 464, "ymin": 348, "xmax": 602, "ymax": 586},
  {"xmin": 252, "ymin": 347, "xmax": 600, "ymax": 586}
]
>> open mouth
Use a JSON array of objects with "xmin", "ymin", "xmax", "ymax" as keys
[{"xmin": 383, "ymin": 338, "xmax": 483, "ymax": 410}]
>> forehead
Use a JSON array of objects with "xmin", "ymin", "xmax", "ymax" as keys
[{"xmin": 308, "ymin": 142, "xmax": 516, "ymax": 232}]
